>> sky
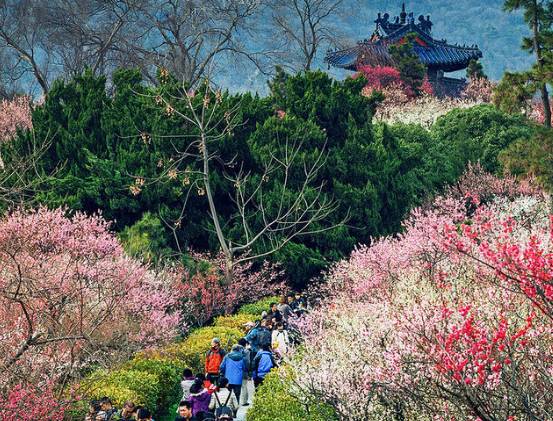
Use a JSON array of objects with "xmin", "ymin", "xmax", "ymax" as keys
[{"xmin": 225, "ymin": 0, "xmax": 533, "ymax": 95}]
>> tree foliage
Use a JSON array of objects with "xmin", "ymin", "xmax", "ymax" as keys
[
  {"xmin": 291, "ymin": 168, "xmax": 551, "ymax": 420},
  {"xmin": 2, "ymin": 69, "xmax": 531, "ymax": 288},
  {"xmin": 389, "ymin": 33, "xmax": 427, "ymax": 96}
]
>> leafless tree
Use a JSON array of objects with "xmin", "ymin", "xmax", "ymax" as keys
[
  {"xmin": 131, "ymin": 0, "xmax": 271, "ymax": 86},
  {"xmin": 0, "ymin": 0, "xmax": 271, "ymax": 96},
  {"xmin": 0, "ymin": 130, "xmax": 58, "ymax": 208},
  {"xmin": 267, "ymin": 0, "xmax": 353, "ymax": 72},
  {"xmin": 0, "ymin": 0, "xmax": 53, "ymax": 95},
  {"xmin": 138, "ymin": 82, "xmax": 342, "ymax": 282}
]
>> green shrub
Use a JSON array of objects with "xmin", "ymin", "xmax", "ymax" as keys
[
  {"xmin": 156, "ymin": 326, "xmax": 243, "ymax": 374},
  {"xmin": 122, "ymin": 357, "xmax": 182, "ymax": 415},
  {"xmin": 238, "ymin": 296, "xmax": 278, "ymax": 317},
  {"xmin": 248, "ymin": 368, "xmax": 338, "ymax": 421},
  {"xmin": 82, "ymin": 368, "xmax": 161, "ymax": 411},
  {"xmin": 213, "ymin": 314, "xmax": 255, "ymax": 332}
]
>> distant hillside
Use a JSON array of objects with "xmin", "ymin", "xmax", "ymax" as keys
[{"xmin": 226, "ymin": 0, "xmax": 532, "ymax": 94}]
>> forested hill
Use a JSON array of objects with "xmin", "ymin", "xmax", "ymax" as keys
[{"xmin": 235, "ymin": 0, "xmax": 532, "ymax": 93}]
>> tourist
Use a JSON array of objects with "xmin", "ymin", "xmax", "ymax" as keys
[
  {"xmin": 252, "ymin": 343, "xmax": 278, "ymax": 388},
  {"xmin": 189, "ymin": 378, "xmax": 212, "ymax": 416},
  {"xmin": 294, "ymin": 292, "xmax": 308, "ymax": 314},
  {"xmin": 176, "ymin": 401, "xmax": 198, "ymax": 421},
  {"xmin": 287, "ymin": 293, "xmax": 297, "ymax": 310},
  {"xmin": 181, "ymin": 368, "xmax": 196, "ymax": 400},
  {"xmin": 205, "ymin": 338, "xmax": 226, "ymax": 385},
  {"xmin": 218, "ymin": 344, "xmax": 247, "ymax": 403},
  {"xmin": 271, "ymin": 322, "xmax": 289, "ymax": 359},
  {"xmin": 237, "ymin": 338, "xmax": 253, "ymax": 406},
  {"xmin": 245, "ymin": 318, "xmax": 272, "ymax": 356},
  {"xmin": 136, "ymin": 407, "xmax": 153, "ymax": 421},
  {"xmin": 100, "ymin": 397, "xmax": 118, "ymax": 420},
  {"xmin": 208, "ymin": 377, "xmax": 239, "ymax": 416},
  {"xmin": 267, "ymin": 302, "xmax": 283, "ymax": 324},
  {"xmin": 118, "ymin": 401, "xmax": 136, "ymax": 421},
  {"xmin": 277, "ymin": 295, "xmax": 294, "ymax": 324},
  {"xmin": 85, "ymin": 400, "xmax": 102, "ymax": 421}
]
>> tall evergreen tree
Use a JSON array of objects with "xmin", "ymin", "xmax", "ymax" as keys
[
  {"xmin": 466, "ymin": 59, "xmax": 488, "ymax": 79},
  {"xmin": 389, "ymin": 33, "xmax": 427, "ymax": 96},
  {"xmin": 503, "ymin": 0, "xmax": 553, "ymax": 127}
]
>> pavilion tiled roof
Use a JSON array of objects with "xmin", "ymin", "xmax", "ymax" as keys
[{"xmin": 325, "ymin": 10, "xmax": 482, "ymax": 73}]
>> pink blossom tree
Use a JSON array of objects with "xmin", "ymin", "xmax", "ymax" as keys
[
  {"xmin": 0, "ymin": 96, "xmax": 32, "ymax": 142},
  {"xmin": 292, "ymin": 168, "xmax": 552, "ymax": 420},
  {"xmin": 0, "ymin": 208, "xmax": 180, "ymax": 401},
  {"xmin": 176, "ymin": 252, "xmax": 286, "ymax": 326}
]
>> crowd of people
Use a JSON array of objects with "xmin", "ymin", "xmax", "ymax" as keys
[{"xmin": 85, "ymin": 293, "xmax": 309, "ymax": 421}]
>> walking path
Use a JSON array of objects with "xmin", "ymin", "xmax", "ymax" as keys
[{"xmin": 235, "ymin": 404, "xmax": 248, "ymax": 421}]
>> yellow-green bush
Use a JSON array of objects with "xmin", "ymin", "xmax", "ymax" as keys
[
  {"xmin": 82, "ymin": 369, "xmax": 161, "ymax": 411},
  {"xmin": 247, "ymin": 368, "xmax": 338, "ymax": 421},
  {"xmin": 122, "ymin": 357, "xmax": 182, "ymax": 413},
  {"xmin": 213, "ymin": 314, "xmax": 255, "ymax": 332},
  {"xmin": 177, "ymin": 326, "xmax": 242, "ymax": 373},
  {"xmin": 237, "ymin": 296, "xmax": 278, "ymax": 317},
  {"xmin": 146, "ymin": 326, "xmax": 243, "ymax": 374}
]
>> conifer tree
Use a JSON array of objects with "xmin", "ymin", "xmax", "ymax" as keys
[
  {"xmin": 389, "ymin": 33, "xmax": 427, "ymax": 96},
  {"xmin": 466, "ymin": 59, "xmax": 487, "ymax": 79},
  {"xmin": 502, "ymin": 0, "xmax": 553, "ymax": 127}
]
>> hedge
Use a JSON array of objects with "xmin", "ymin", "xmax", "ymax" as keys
[
  {"xmin": 237, "ymin": 296, "xmax": 278, "ymax": 317},
  {"xmin": 76, "ymin": 304, "xmax": 263, "ymax": 418},
  {"xmin": 121, "ymin": 357, "xmax": 182, "ymax": 413},
  {"xmin": 81, "ymin": 368, "xmax": 161, "ymax": 411},
  {"xmin": 213, "ymin": 313, "xmax": 256, "ymax": 332},
  {"xmin": 247, "ymin": 368, "xmax": 338, "ymax": 421}
]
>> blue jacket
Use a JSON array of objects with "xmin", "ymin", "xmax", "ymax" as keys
[
  {"xmin": 245, "ymin": 326, "xmax": 271, "ymax": 354},
  {"xmin": 219, "ymin": 350, "xmax": 246, "ymax": 385},
  {"xmin": 253, "ymin": 350, "xmax": 276, "ymax": 379}
]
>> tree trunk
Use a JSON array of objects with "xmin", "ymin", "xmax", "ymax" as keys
[
  {"xmin": 541, "ymin": 83, "xmax": 551, "ymax": 127},
  {"xmin": 532, "ymin": 1, "xmax": 551, "ymax": 127}
]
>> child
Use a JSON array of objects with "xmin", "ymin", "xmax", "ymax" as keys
[
  {"xmin": 181, "ymin": 368, "xmax": 196, "ymax": 400},
  {"xmin": 188, "ymin": 378, "xmax": 211, "ymax": 416}
]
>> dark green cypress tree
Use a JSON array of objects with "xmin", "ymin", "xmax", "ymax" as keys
[{"xmin": 389, "ymin": 33, "xmax": 427, "ymax": 96}]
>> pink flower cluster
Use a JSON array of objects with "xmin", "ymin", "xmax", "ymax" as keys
[
  {"xmin": 0, "ymin": 96, "xmax": 32, "ymax": 142},
  {"xmin": 0, "ymin": 208, "xmax": 180, "ymax": 400},
  {"xmin": 294, "ymin": 166, "xmax": 552, "ymax": 420},
  {"xmin": 175, "ymin": 251, "xmax": 285, "ymax": 326}
]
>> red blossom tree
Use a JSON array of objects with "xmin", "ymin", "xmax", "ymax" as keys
[{"xmin": 295, "ymin": 167, "xmax": 552, "ymax": 420}]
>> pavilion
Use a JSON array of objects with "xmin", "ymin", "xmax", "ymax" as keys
[{"xmin": 325, "ymin": 4, "xmax": 483, "ymax": 97}]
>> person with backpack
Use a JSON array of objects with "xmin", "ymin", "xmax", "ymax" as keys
[
  {"xmin": 205, "ymin": 338, "xmax": 226, "ymax": 385},
  {"xmin": 237, "ymin": 338, "xmax": 253, "ymax": 406},
  {"xmin": 189, "ymin": 378, "xmax": 211, "ymax": 416},
  {"xmin": 245, "ymin": 319, "xmax": 272, "ymax": 357},
  {"xmin": 208, "ymin": 377, "xmax": 239, "ymax": 416},
  {"xmin": 252, "ymin": 344, "xmax": 278, "ymax": 388},
  {"xmin": 218, "ymin": 344, "xmax": 247, "ymax": 403}
]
